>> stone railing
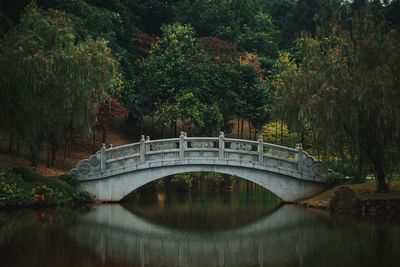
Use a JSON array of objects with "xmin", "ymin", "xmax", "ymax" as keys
[{"xmin": 71, "ymin": 132, "xmax": 326, "ymax": 182}]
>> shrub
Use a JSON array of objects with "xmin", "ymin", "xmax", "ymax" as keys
[
  {"xmin": 326, "ymin": 170, "xmax": 345, "ymax": 186},
  {"xmin": 59, "ymin": 173, "xmax": 78, "ymax": 187},
  {"xmin": 203, "ymin": 172, "xmax": 223, "ymax": 191},
  {"xmin": 73, "ymin": 190, "xmax": 94, "ymax": 203},
  {"xmin": 170, "ymin": 173, "xmax": 194, "ymax": 192},
  {"xmin": 0, "ymin": 181, "xmax": 33, "ymax": 206},
  {"xmin": 12, "ymin": 167, "xmax": 42, "ymax": 182}
]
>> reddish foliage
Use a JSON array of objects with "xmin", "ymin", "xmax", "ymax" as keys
[
  {"xmin": 240, "ymin": 52, "xmax": 265, "ymax": 80},
  {"xmin": 97, "ymin": 94, "xmax": 129, "ymax": 129},
  {"xmin": 197, "ymin": 37, "xmax": 239, "ymax": 62},
  {"xmin": 132, "ymin": 26, "xmax": 156, "ymax": 57}
]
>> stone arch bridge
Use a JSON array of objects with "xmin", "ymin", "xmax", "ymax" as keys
[{"xmin": 71, "ymin": 132, "xmax": 327, "ymax": 202}]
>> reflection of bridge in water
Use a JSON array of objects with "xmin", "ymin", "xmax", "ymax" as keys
[
  {"xmin": 69, "ymin": 205, "xmax": 330, "ymax": 267},
  {"xmin": 72, "ymin": 132, "xmax": 327, "ymax": 202}
]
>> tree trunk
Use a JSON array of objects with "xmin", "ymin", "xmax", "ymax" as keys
[
  {"xmin": 374, "ymin": 160, "xmax": 389, "ymax": 192},
  {"xmin": 368, "ymin": 151, "xmax": 389, "ymax": 192},
  {"xmin": 16, "ymin": 139, "xmax": 20, "ymax": 156},
  {"xmin": 63, "ymin": 141, "xmax": 69, "ymax": 170},
  {"xmin": 237, "ymin": 118, "xmax": 240, "ymax": 138},
  {"xmin": 51, "ymin": 141, "xmax": 56, "ymax": 166},
  {"xmin": 241, "ymin": 119, "xmax": 244, "ymax": 139},
  {"xmin": 248, "ymin": 121, "xmax": 252, "ymax": 140},
  {"xmin": 8, "ymin": 132, "xmax": 14, "ymax": 152},
  {"xmin": 138, "ymin": 119, "xmax": 143, "ymax": 135},
  {"xmin": 173, "ymin": 121, "xmax": 177, "ymax": 137},
  {"xmin": 47, "ymin": 141, "xmax": 51, "ymax": 168},
  {"xmin": 102, "ymin": 127, "xmax": 106, "ymax": 144},
  {"xmin": 92, "ymin": 127, "xmax": 96, "ymax": 152}
]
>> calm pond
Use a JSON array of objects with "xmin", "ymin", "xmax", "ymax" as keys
[{"xmin": 1, "ymin": 184, "xmax": 399, "ymax": 267}]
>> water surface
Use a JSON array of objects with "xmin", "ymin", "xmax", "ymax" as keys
[{"xmin": 1, "ymin": 188, "xmax": 399, "ymax": 267}]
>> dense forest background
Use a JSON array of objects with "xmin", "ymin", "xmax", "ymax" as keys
[{"xmin": 0, "ymin": 0, "xmax": 399, "ymax": 191}]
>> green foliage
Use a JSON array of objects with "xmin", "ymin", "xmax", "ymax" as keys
[
  {"xmin": 136, "ymin": 22, "xmax": 270, "ymax": 135},
  {"xmin": 137, "ymin": 23, "xmax": 226, "ymax": 134},
  {"xmin": 0, "ymin": 181, "xmax": 34, "ymax": 206},
  {"xmin": 172, "ymin": 0, "xmax": 278, "ymax": 69},
  {"xmin": 273, "ymin": 6, "xmax": 400, "ymax": 191},
  {"xmin": 0, "ymin": 167, "xmax": 92, "ymax": 207},
  {"xmin": 236, "ymin": 12, "xmax": 278, "ymax": 69},
  {"xmin": 203, "ymin": 172, "xmax": 233, "ymax": 191},
  {"xmin": 326, "ymin": 169, "xmax": 345, "ymax": 186},
  {"xmin": 12, "ymin": 167, "xmax": 42, "ymax": 183},
  {"xmin": 73, "ymin": 189, "xmax": 94, "ymax": 203},
  {"xmin": 170, "ymin": 173, "xmax": 194, "ymax": 192},
  {"xmin": 329, "ymin": 158, "xmax": 368, "ymax": 184},
  {"xmin": 58, "ymin": 173, "xmax": 79, "ymax": 187},
  {"xmin": 2, "ymin": 0, "xmax": 397, "ymax": 179},
  {"xmin": 261, "ymin": 121, "xmax": 300, "ymax": 147},
  {"xmin": 0, "ymin": 3, "xmax": 121, "ymax": 166},
  {"xmin": 234, "ymin": 65, "xmax": 271, "ymax": 130}
]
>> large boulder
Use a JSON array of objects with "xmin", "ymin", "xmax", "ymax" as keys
[{"xmin": 330, "ymin": 186, "xmax": 362, "ymax": 213}]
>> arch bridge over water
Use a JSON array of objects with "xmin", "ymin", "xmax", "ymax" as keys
[{"xmin": 71, "ymin": 132, "xmax": 327, "ymax": 202}]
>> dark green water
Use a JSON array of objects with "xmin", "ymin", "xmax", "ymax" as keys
[{"xmin": 1, "ymin": 186, "xmax": 400, "ymax": 267}]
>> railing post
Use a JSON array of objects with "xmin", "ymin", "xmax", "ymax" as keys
[
  {"xmin": 219, "ymin": 131, "xmax": 224, "ymax": 160},
  {"xmin": 179, "ymin": 131, "xmax": 185, "ymax": 160},
  {"xmin": 100, "ymin": 143, "xmax": 106, "ymax": 173},
  {"xmin": 296, "ymin": 143, "xmax": 303, "ymax": 173},
  {"xmin": 258, "ymin": 135, "xmax": 264, "ymax": 164},
  {"xmin": 140, "ymin": 135, "xmax": 146, "ymax": 164}
]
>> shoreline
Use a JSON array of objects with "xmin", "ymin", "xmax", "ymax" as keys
[{"xmin": 300, "ymin": 181, "xmax": 400, "ymax": 215}]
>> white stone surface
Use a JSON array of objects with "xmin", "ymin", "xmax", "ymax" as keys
[{"xmin": 71, "ymin": 133, "xmax": 327, "ymax": 202}]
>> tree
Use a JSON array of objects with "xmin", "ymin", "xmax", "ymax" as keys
[
  {"xmin": 274, "ymin": 6, "xmax": 400, "ymax": 191},
  {"xmin": 171, "ymin": 0, "xmax": 278, "ymax": 70},
  {"xmin": 0, "ymin": 3, "xmax": 121, "ymax": 167},
  {"xmin": 97, "ymin": 94, "xmax": 129, "ymax": 145},
  {"xmin": 236, "ymin": 12, "xmax": 278, "ymax": 69},
  {"xmin": 136, "ymin": 22, "xmax": 270, "ymax": 136}
]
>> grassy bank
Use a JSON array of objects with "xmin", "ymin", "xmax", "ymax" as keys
[
  {"xmin": 302, "ymin": 181, "xmax": 400, "ymax": 210},
  {"xmin": 0, "ymin": 167, "xmax": 93, "ymax": 208}
]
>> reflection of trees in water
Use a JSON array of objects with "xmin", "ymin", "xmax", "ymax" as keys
[
  {"xmin": 70, "ymin": 205, "xmax": 329, "ymax": 267},
  {"xmin": 123, "ymin": 188, "xmax": 280, "ymax": 231},
  {"xmin": 69, "ymin": 205, "xmax": 400, "ymax": 267},
  {"xmin": 3, "ymin": 205, "xmax": 400, "ymax": 267}
]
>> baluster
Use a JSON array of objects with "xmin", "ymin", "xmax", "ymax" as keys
[
  {"xmin": 219, "ymin": 131, "xmax": 224, "ymax": 160},
  {"xmin": 146, "ymin": 136, "xmax": 151, "ymax": 153},
  {"xmin": 140, "ymin": 135, "xmax": 146, "ymax": 164},
  {"xmin": 296, "ymin": 143, "xmax": 303, "ymax": 173},
  {"xmin": 258, "ymin": 135, "xmax": 264, "ymax": 164},
  {"xmin": 179, "ymin": 131, "xmax": 185, "ymax": 160},
  {"xmin": 100, "ymin": 143, "xmax": 106, "ymax": 172}
]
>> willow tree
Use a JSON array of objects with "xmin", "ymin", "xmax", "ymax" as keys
[
  {"xmin": 0, "ymin": 3, "xmax": 121, "ymax": 167},
  {"xmin": 274, "ymin": 7, "xmax": 400, "ymax": 192}
]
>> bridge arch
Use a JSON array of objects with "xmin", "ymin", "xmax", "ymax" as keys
[
  {"xmin": 79, "ymin": 164, "xmax": 325, "ymax": 202},
  {"xmin": 71, "ymin": 132, "xmax": 327, "ymax": 202}
]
